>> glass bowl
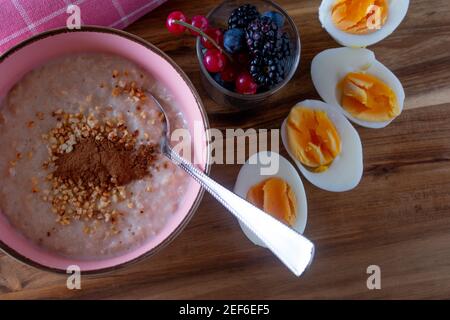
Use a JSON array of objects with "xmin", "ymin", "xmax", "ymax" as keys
[{"xmin": 196, "ymin": 0, "xmax": 301, "ymax": 109}]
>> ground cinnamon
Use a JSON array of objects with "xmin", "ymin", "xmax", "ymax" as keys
[
  {"xmin": 54, "ymin": 137, "xmax": 157, "ymax": 187},
  {"xmin": 41, "ymin": 88, "xmax": 158, "ymax": 225}
]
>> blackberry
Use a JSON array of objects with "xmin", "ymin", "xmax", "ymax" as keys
[
  {"xmin": 259, "ymin": 32, "xmax": 291, "ymax": 60},
  {"xmin": 246, "ymin": 16, "xmax": 279, "ymax": 56},
  {"xmin": 277, "ymin": 32, "xmax": 291, "ymax": 60},
  {"xmin": 228, "ymin": 4, "xmax": 260, "ymax": 29},
  {"xmin": 249, "ymin": 56, "xmax": 284, "ymax": 89}
]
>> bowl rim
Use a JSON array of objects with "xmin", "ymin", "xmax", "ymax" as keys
[
  {"xmin": 0, "ymin": 25, "xmax": 212, "ymax": 275},
  {"xmin": 195, "ymin": 0, "xmax": 301, "ymax": 100}
]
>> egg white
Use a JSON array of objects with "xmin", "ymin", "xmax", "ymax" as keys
[
  {"xmin": 234, "ymin": 151, "xmax": 308, "ymax": 247},
  {"xmin": 311, "ymin": 47, "xmax": 405, "ymax": 129},
  {"xmin": 319, "ymin": 0, "xmax": 410, "ymax": 47},
  {"xmin": 281, "ymin": 100, "xmax": 363, "ymax": 192}
]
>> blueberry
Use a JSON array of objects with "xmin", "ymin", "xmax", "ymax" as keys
[
  {"xmin": 223, "ymin": 28, "xmax": 245, "ymax": 54},
  {"xmin": 212, "ymin": 73, "xmax": 234, "ymax": 91},
  {"xmin": 262, "ymin": 11, "xmax": 284, "ymax": 28}
]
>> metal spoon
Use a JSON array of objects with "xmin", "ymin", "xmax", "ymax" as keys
[{"xmin": 148, "ymin": 94, "xmax": 315, "ymax": 277}]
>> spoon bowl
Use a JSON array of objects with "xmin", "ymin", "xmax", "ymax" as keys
[{"xmin": 148, "ymin": 93, "xmax": 315, "ymax": 277}]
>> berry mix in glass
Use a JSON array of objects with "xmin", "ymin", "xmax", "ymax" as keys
[{"xmin": 166, "ymin": 4, "xmax": 292, "ymax": 95}]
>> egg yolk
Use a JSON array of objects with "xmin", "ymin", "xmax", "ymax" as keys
[
  {"xmin": 331, "ymin": 0, "xmax": 388, "ymax": 34},
  {"xmin": 338, "ymin": 72, "xmax": 400, "ymax": 122},
  {"xmin": 287, "ymin": 107, "xmax": 342, "ymax": 172},
  {"xmin": 247, "ymin": 178, "xmax": 297, "ymax": 226}
]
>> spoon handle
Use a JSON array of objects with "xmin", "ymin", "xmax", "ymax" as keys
[{"xmin": 165, "ymin": 147, "xmax": 315, "ymax": 277}]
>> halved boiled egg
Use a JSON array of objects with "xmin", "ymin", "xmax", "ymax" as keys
[
  {"xmin": 319, "ymin": 0, "xmax": 410, "ymax": 47},
  {"xmin": 234, "ymin": 151, "xmax": 307, "ymax": 247},
  {"xmin": 281, "ymin": 100, "xmax": 363, "ymax": 192},
  {"xmin": 311, "ymin": 47, "xmax": 405, "ymax": 128}
]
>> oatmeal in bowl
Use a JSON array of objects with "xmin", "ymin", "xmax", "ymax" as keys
[{"xmin": 0, "ymin": 28, "xmax": 210, "ymax": 272}]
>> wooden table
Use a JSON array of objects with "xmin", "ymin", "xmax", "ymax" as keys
[{"xmin": 1, "ymin": 0, "xmax": 450, "ymax": 300}]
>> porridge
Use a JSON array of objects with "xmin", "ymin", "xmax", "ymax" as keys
[{"xmin": 0, "ymin": 53, "xmax": 190, "ymax": 259}]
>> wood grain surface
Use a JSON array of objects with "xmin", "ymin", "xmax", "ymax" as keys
[{"xmin": 1, "ymin": 0, "xmax": 450, "ymax": 299}]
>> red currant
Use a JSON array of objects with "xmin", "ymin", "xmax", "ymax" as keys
[
  {"xmin": 220, "ymin": 63, "xmax": 238, "ymax": 82},
  {"xmin": 190, "ymin": 15, "xmax": 209, "ymax": 36},
  {"xmin": 166, "ymin": 11, "xmax": 188, "ymax": 34},
  {"xmin": 236, "ymin": 72, "xmax": 258, "ymax": 95},
  {"xmin": 201, "ymin": 28, "xmax": 224, "ymax": 49},
  {"xmin": 203, "ymin": 49, "xmax": 227, "ymax": 73}
]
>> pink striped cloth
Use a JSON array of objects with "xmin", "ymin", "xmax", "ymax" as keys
[{"xmin": 0, "ymin": 0, "xmax": 167, "ymax": 54}]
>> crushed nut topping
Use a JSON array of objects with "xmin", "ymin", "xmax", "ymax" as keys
[{"xmin": 41, "ymin": 109, "xmax": 158, "ymax": 226}]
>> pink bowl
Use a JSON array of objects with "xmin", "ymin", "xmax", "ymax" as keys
[{"xmin": 0, "ymin": 26, "xmax": 210, "ymax": 274}]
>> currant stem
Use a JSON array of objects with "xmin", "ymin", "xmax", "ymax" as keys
[{"xmin": 173, "ymin": 20, "xmax": 233, "ymax": 62}]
